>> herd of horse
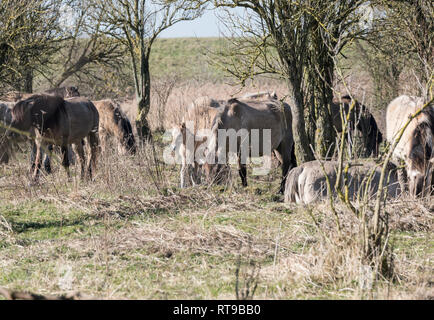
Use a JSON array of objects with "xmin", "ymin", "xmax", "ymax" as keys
[
  {"xmin": 171, "ymin": 92, "xmax": 433, "ymax": 202},
  {"xmin": 0, "ymin": 87, "xmax": 136, "ymax": 182},
  {"xmin": 0, "ymin": 87, "xmax": 433, "ymax": 203}
]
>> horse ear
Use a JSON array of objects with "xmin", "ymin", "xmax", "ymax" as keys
[{"xmin": 228, "ymin": 101, "xmax": 240, "ymax": 116}]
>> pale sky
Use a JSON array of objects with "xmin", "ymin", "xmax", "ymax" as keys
[{"xmin": 159, "ymin": 7, "xmax": 241, "ymax": 38}]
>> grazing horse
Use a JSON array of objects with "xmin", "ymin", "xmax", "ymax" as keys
[
  {"xmin": 386, "ymin": 95, "xmax": 434, "ymax": 196},
  {"xmin": 331, "ymin": 95, "xmax": 383, "ymax": 157},
  {"xmin": 284, "ymin": 160, "xmax": 401, "ymax": 204},
  {"xmin": 203, "ymin": 97, "xmax": 297, "ymax": 193},
  {"xmin": 93, "ymin": 99, "xmax": 136, "ymax": 155},
  {"xmin": 170, "ymin": 96, "xmax": 226, "ymax": 188},
  {"xmin": 11, "ymin": 95, "xmax": 99, "ymax": 181}
]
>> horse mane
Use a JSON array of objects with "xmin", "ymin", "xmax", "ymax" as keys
[
  {"xmin": 12, "ymin": 95, "xmax": 66, "ymax": 131},
  {"xmin": 284, "ymin": 166, "xmax": 303, "ymax": 203},
  {"xmin": 11, "ymin": 98, "xmax": 32, "ymax": 125},
  {"xmin": 113, "ymin": 102, "xmax": 136, "ymax": 154}
]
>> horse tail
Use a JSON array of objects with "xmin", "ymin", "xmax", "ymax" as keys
[
  {"xmin": 121, "ymin": 115, "xmax": 136, "ymax": 154},
  {"xmin": 290, "ymin": 143, "xmax": 297, "ymax": 169},
  {"xmin": 284, "ymin": 166, "xmax": 303, "ymax": 203},
  {"xmin": 114, "ymin": 102, "xmax": 136, "ymax": 154}
]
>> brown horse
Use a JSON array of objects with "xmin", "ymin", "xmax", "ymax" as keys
[
  {"xmin": 39, "ymin": 87, "xmax": 81, "ymax": 172},
  {"xmin": 204, "ymin": 96, "xmax": 296, "ymax": 193},
  {"xmin": 93, "ymin": 99, "xmax": 136, "ymax": 155},
  {"xmin": 11, "ymin": 95, "xmax": 99, "ymax": 181},
  {"xmin": 386, "ymin": 95, "xmax": 434, "ymax": 196}
]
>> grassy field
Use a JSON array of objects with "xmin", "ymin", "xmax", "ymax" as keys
[
  {"xmin": 1, "ymin": 38, "xmax": 433, "ymax": 300},
  {"xmin": 0, "ymin": 135, "xmax": 432, "ymax": 300},
  {"xmin": 149, "ymin": 38, "xmax": 229, "ymax": 81}
]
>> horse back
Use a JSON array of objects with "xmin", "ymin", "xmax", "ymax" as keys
[{"xmin": 64, "ymin": 98, "xmax": 99, "ymax": 143}]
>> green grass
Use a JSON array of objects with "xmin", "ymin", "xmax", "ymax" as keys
[{"xmin": 149, "ymin": 38, "xmax": 228, "ymax": 81}]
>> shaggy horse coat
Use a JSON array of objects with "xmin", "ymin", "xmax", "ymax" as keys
[
  {"xmin": 386, "ymin": 95, "xmax": 434, "ymax": 196},
  {"xmin": 204, "ymin": 97, "xmax": 297, "ymax": 193},
  {"xmin": 93, "ymin": 99, "xmax": 136, "ymax": 155},
  {"xmin": 0, "ymin": 102, "xmax": 14, "ymax": 163}
]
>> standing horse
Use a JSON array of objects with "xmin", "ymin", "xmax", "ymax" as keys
[
  {"xmin": 170, "ymin": 96, "xmax": 226, "ymax": 188},
  {"xmin": 40, "ymin": 86, "xmax": 81, "ymax": 172},
  {"xmin": 203, "ymin": 96, "xmax": 297, "ymax": 193},
  {"xmin": 11, "ymin": 95, "xmax": 99, "ymax": 181},
  {"xmin": 386, "ymin": 95, "xmax": 434, "ymax": 196}
]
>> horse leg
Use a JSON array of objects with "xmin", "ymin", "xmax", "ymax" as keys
[
  {"xmin": 276, "ymin": 141, "xmax": 294, "ymax": 194},
  {"xmin": 180, "ymin": 164, "xmax": 186, "ymax": 188},
  {"xmin": 31, "ymin": 139, "xmax": 43, "ymax": 182},
  {"xmin": 87, "ymin": 133, "xmax": 99, "ymax": 180},
  {"xmin": 72, "ymin": 142, "xmax": 86, "ymax": 180},
  {"xmin": 237, "ymin": 156, "xmax": 247, "ymax": 187},
  {"xmin": 193, "ymin": 162, "xmax": 202, "ymax": 185},
  {"xmin": 397, "ymin": 161, "xmax": 408, "ymax": 193},
  {"xmin": 30, "ymin": 141, "xmax": 37, "ymax": 172},
  {"xmin": 99, "ymin": 130, "xmax": 107, "ymax": 156},
  {"xmin": 61, "ymin": 145, "xmax": 71, "ymax": 179},
  {"xmin": 44, "ymin": 145, "xmax": 53, "ymax": 174}
]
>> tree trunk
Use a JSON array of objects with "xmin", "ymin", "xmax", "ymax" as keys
[
  {"xmin": 136, "ymin": 101, "xmax": 152, "ymax": 143},
  {"xmin": 308, "ymin": 32, "xmax": 336, "ymax": 159},
  {"xmin": 23, "ymin": 68, "xmax": 33, "ymax": 93},
  {"xmin": 313, "ymin": 89, "xmax": 335, "ymax": 159},
  {"xmin": 135, "ymin": 57, "xmax": 152, "ymax": 143},
  {"xmin": 288, "ymin": 79, "xmax": 314, "ymax": 164}
]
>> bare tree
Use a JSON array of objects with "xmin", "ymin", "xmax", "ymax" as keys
[
  {"xmin": 0, "ymin": 0, "xmax": 64, "ymax": 93},
  {"xmin": 211, "ymin": 1, "xmax": 367, "ymax": 162},
  {"xmin": 372, "ymin": 0, "xmax": 433, "ymax": 98},
  {"xmin": 93, "ymin": 0, "xmax": 205, "ymax": 142},
  {"xmin": 47, "ymin": 0, "xmax": 126, "ymax": 89}
]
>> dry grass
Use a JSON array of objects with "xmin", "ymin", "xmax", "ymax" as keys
[
  {"xmin": 0, "ymin": 132, "xmax": 432, "ymax": 300},
  {"xmin": 0, "ymin": 75, "xmax": 432, "ymax": 300},
  {"xmin": 118, "ymin": 79, "xmax": 289, "ymax": 132}
]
